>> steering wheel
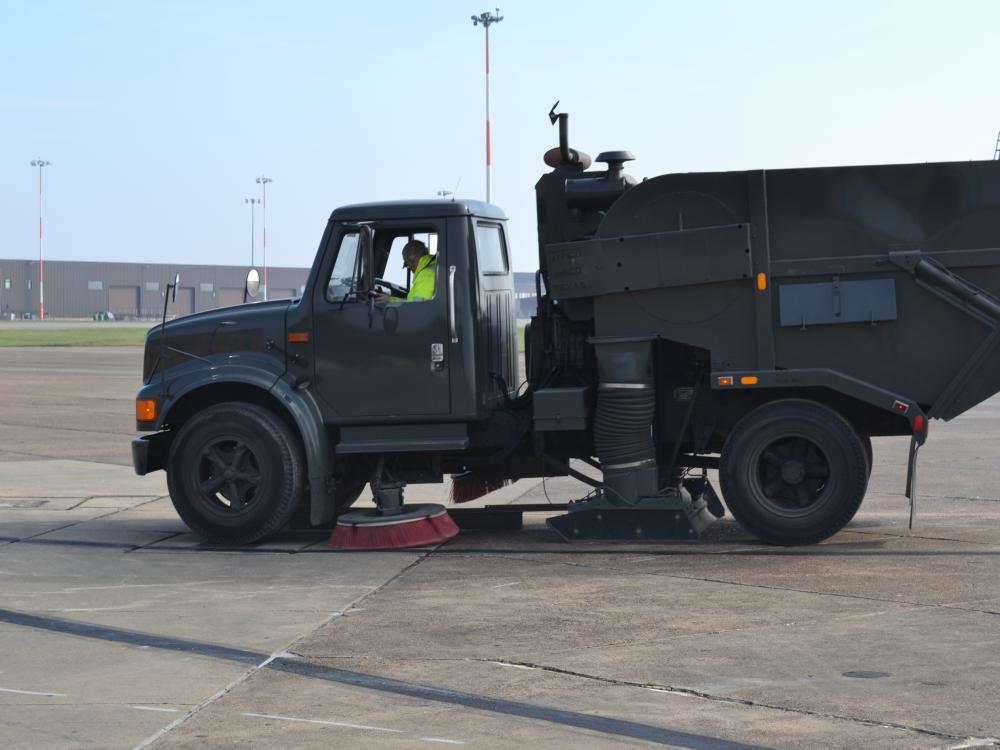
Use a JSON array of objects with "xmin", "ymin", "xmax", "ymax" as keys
[{"xmin": 374, "ymin": 278, "xmax": 408, "ymax": 298}]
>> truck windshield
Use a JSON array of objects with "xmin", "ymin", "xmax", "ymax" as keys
[{"xmin": 326, "ymin": 232, "xmax": 362, "ymax": 302}]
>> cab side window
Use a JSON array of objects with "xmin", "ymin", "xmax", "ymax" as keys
[
  {"xmin": 475, "ymin": 222, "xmax": 508, "ymax": 274},
  {"xmin": 377, "ymin": 230, "xmax": 439, "ymax": 301},
  {"xmin": 325, "ymin": 232, "xmax": 363, "ymax": 303}
]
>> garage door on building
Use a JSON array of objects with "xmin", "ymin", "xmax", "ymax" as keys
[
  {"xmin": 217, "ymin": 288, "xmax": 245, "ymax": 308},
  {"xmin": 169, "ymin": 287, "xmax": 195, "ymax": 317},
  {"xmin": 108, "ymin": 286, "xmax": 140, "ymax": 318}
]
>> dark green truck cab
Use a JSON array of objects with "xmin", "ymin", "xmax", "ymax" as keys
[{"xmin": 134, "ymin": 199, "xmax": 519, "ymax": 543}]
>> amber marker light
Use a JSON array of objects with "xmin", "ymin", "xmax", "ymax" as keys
[
  {"xmin": 756, "ymin": 272, "xmax": 767, "ymax": 291},
  {"xmin": 717, "ymin": 376, "xmax": 734, "ymax": 386},
  {"xmin": 740, "ymin": 375, "xmax": 759, "ymax": 385},
  {"xmin": 287, "ymin": 332, "xmax": 309, "ymax": 344},
  {"xmin": 136, "ymin": 399, "xmax": 158, "ymax": 422}
]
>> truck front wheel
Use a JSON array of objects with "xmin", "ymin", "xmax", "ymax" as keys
[
  {"xmin": 166, "ymin": 402, "xmax": 305, "ymax": 544},
  {"xmin": 719, "ymin": 399, "xmax": 868, "ymax": 546}
]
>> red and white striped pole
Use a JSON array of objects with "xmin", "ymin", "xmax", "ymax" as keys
[
  {"xmin": 30, "ymin": 159, "xmax": 50, "ymax": 320},
  {"xmin": 472, "ymin": 9, "xmax": 502, "ymax": 204}
]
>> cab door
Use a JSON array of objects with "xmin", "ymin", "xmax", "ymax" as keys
[{"xmin": 312, "ymin": 221, "xmax": 452, "ymax": 420}]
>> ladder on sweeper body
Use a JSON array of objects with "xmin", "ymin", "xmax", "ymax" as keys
[{"xmin": 995, "ymin": 130, "xmax": 1000, "ymax": 160}]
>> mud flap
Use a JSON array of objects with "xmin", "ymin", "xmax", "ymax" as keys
[{"xmin": 905, "ymin": 435, "xmax": 920, "ymax": 529}]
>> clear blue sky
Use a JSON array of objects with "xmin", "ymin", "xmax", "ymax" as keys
[{"xmin": 2, "ymin": 0, "xmax": 999, "ymax": 272}]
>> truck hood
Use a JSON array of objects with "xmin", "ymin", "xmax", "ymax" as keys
[{"xmin": 143, "ymin": 299, "xmax": 292, "ymax": 382}]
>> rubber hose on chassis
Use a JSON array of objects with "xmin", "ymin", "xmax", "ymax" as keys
[{"xmin": 593, "ymin": 385, "xmax": 656, "ymax": 470}]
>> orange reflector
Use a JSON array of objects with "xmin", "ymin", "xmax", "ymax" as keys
[
  {"xmin": 914, "ymin": 415, "xmax": 925, "ymax": 434},
  {"xmin": 717, "ymin": 376, "xmax": 734, "ymax": 386},
  {"xmin": 287, "ymin": 332, "xmax": 309, "ymax": 344},
  {"xmin": 740, "ymin": 375, "xmax": 759, "ymax": 385},
  {"xmin": 136, "ymin": 399, "xmax": 158, "ymax": 422},
  {"xmin": 756, "ymin": 272, "xmax": 767, "ymax": 291}
]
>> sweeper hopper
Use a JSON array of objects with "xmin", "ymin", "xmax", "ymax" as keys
[{"xmin": 524, "ymin": 107, "xmax": 1000, "ymax": 543}]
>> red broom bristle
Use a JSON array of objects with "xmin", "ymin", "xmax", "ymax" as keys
[
  {"xmin": 329, "ymin": 512, "xmax": 459, "ymax": 550},
  {"xmin": 450, "ymin": 475, "xmax": 511, "ymax": 504}
]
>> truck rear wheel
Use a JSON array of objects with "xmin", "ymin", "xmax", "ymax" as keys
[
  {"xmin": 166, "ymin": 402, "xmax": 304, "ymax": 544},
  {"xmin": 719, "ymin": 399, "xmax": 868, "ymax": 546}
]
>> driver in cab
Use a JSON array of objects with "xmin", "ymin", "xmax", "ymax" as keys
[{"xmin": 374, "ymin": 240, "xmax": 436, "ymax": 303}]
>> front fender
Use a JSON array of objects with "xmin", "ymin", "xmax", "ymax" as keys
[
  {"xmin": 137, "ymin": 356, "xmax": 285, "ymax": 430},
  {"xmin": 137, "ymin": 361, "xmax": 336, "ymax": 526},
  {"xmin": 268, "ymin": 376, "xmax": 337, "ymax": 526}
]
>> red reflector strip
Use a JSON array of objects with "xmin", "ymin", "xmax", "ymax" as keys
[
  {"xmin": 288, "ymin": 332, "xmax": 309, "ymax": 344},
  {"xmin": 914, "ymin": 415, "xmax": 925, "ymax": 434}
]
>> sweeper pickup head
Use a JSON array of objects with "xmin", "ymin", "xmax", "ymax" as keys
[{"xmin": 329, "ymin": 503, "xmax": 459, "ymax": 550}]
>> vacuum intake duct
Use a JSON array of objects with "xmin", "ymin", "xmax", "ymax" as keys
[
  {"xmin": 591, "ymin": 338, "xmax": 658, "ymax": 504},
  {"xmin": 594, "ymin": 384, "xmax": 656, "ymax": 470}
]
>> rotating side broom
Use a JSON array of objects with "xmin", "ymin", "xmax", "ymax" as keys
[{"xmin": 329, "ymin": 461, "xmax": 459, "ymax": 550}]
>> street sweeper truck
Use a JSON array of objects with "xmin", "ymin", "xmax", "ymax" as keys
[{"xmin": 132, "ymin": 106, "xmax": 1000, "ymax": 548}]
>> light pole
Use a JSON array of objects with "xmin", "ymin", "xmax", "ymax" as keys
[
  {"xmin": 256, "ymin": 176, "xmax": 273, "ymax": 300},
  {"xmin": 244, "ymin": 198, "xmax": 259, "ymax": 267},
  {"xmin": 471, "ymin": 8, "xmax": 503, "ymax": 204},
  {"xmin": 30, "ymin": 159, "xmax": 51, "ymax": 320}
]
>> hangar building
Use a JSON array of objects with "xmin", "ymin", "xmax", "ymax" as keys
[
  {"xmin": 0, "ymin": 259, "xmax": 540, "ymax": 320},
  {"xmin": 0, "ymin": 259, "xmax": 309, "ymax": 319}
]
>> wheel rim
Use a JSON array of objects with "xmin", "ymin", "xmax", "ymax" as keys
[
  {"xmin": 195, "ymin": 436, "xmax": 264, "ymax": 516},
  {"xmin": 751, "ymin": 435, "xmax": 830, "ymax": 516}
]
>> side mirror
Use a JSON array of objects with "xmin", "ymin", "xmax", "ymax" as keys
[
  {"xmin": 245, "ymin": 268, "xmax": 260, "ymax": 301},
  {"xmin": 359, "ymin": 225, "xmax": 374, "ymax": 294},
  {"xmin": 171, "ymin": 273, "xmax": 180, "ymax": 303}
]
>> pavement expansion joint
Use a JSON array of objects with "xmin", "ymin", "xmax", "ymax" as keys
[
  {"xmin": 536, "ymin": 609, "xmax": 909, "ymax": 657},
  {"xmin": 853, "ymin": 528, "xmax": 1000, "ymax": 546},
  {"xmin": 132, "ymin": 551, "xmax": 435, "ymax": 748},
  {"xmin": 523, "ymin": 555, "xmax": 1000, "ymax": 617},
  {"xmin": 918, "ymin": 494, "xmax": 1000, "ymax": 504},
  {"xmin": 0, "ymin": 418, "xmax": 133, "ymax": 437},
  {"xmin": 124, "ymin": 532, "xmax": 186, "ymax": 552},
  {"xmin": 430, "ymin": 548, "xmax": 1000, "ymax": 618},
  {"xmin": 0, "ymin": 444, "xmax": 130, "ymax": 464},
  {"xmin": 481, "ymin": 658, "xmax": 968, "ymax": 743},
  {"xmin": 0, "ymin": 514, "xmax": 118, "ymax": 546}
]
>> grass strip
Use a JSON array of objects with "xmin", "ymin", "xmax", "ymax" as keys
[{"xmin": 0, "ymin": 328, "xmax": 150, "ymax": 347}]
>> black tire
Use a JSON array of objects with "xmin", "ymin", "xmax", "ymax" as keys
[
  {"xmin": 290, "ymin": 457, "xmax": 372, "ymax": 529},
  {"xmin": 166, "ymin": 402, "xmax": 305, "ymax": 544},
  {"xmin": 333, "ymin": 460, "xmax": 374, "ymax": 512},
  {"xmin": 719, "ymin": 399, "xmax": 869, "ymax": 546}
]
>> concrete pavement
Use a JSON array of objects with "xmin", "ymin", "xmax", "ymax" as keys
[{"xmin": 2, "ymin": 347, "xmax": 1000, "ymax": 748}]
